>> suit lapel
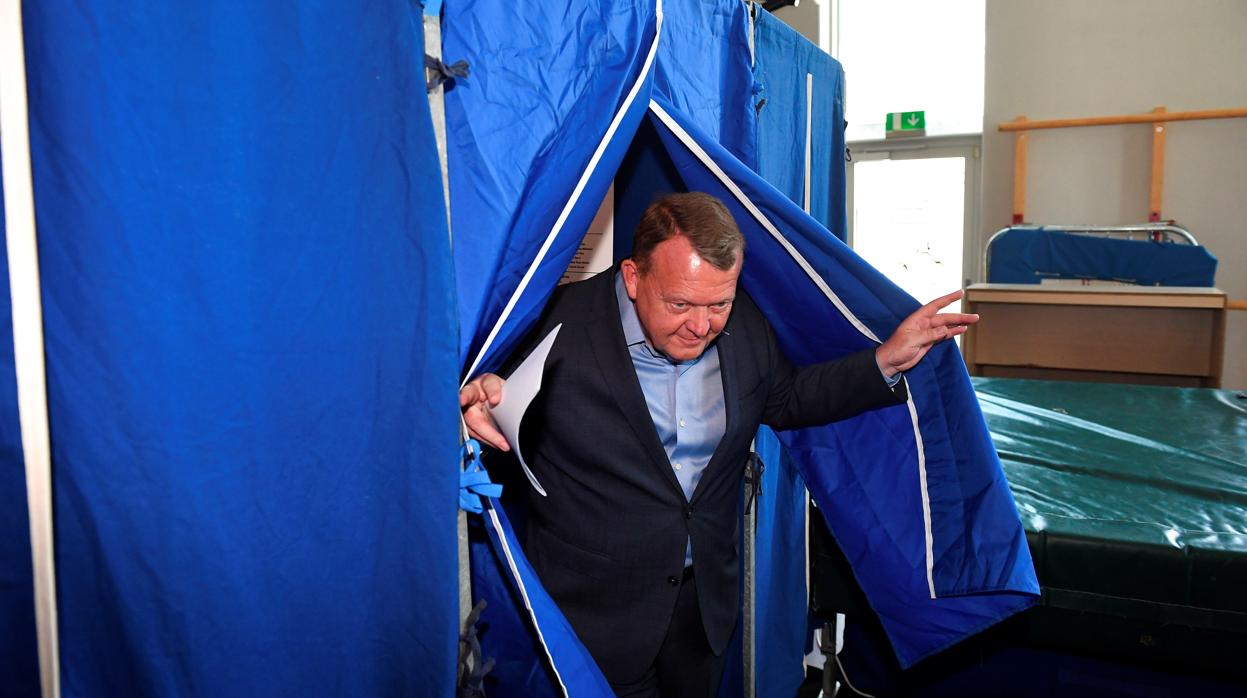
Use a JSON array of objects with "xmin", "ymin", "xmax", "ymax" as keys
[{"xmin": 585, "ymin": 271, "xmax": 686, "ymax": 497}]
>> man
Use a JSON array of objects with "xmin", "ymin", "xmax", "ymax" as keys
[{"xmin": 461, "ymin": 192, "xmax": 976, "ymax": 696}]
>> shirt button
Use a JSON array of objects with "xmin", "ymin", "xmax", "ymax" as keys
[
  {"xmin": 674, "ymin": 463, "xmax": 682, "ymax": 471},
  {"xmin": 667, "ymin": 575, "xmax": 680, "ymax": 586},
  {"xmin": 679, "ymin": 419, "xmax": 686, "ymax": 428}
]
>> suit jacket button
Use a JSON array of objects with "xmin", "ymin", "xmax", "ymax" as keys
[
  {"xmin": 684, "ymin": 507, "xmax": 693, "ymax": 519},
  {"xmin": 667, "ymin": 575, "xmax": 680, "ymax": 586}
]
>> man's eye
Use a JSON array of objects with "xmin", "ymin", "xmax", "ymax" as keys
[
  {"xmin": 712, "ymin": 302, "xmax": 731, "ymax": 311},
  {"xmin": 671, "ymin": 303, "xmax": 688, "ymax": 310}
]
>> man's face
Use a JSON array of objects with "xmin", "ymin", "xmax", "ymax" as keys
[{"xmin": 621, "ymin": 235, "xmax": 741, "ymax": 362}]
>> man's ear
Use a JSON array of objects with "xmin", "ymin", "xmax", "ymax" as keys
[{"xmin": 620, "ymin": 259, "xmax": 640, "ymax": 301}]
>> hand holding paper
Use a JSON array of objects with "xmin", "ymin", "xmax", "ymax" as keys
[
  {"xmin": 460, "ymin": 372, "xmax": 509, "ymax": 451},
  {"xmin": 459, "ymin": 324, "xmax": 562, "ymax": 496}
]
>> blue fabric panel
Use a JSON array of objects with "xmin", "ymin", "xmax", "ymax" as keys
[
  {"xmin": 612, "ymin": 118, "xmax": 688, "ymax": 263},
  {"xmin": 988, "ymin": 228, "xmax": 1218, "ymax": 286},
  {"xmin": 753, "ymin": 10, "xmax": 847, "ymax": 241},
  {"xmin": 751, "ymin": 15, "xmax": 848, "ymax": 692},
  {"xmin": 473, "ymin": 501, "xmax": 613, "ymax": 698},
  {"xmin": 653, "ymin": 0, "xmax": 758, "ymax": 171},
  {"xmin": 444, "ymin": 0, "xmax": 659, "ymax": 375},
  {"xmin": 753, "ymin": 426, "xmax": 808, "ymax": 698},
  {"xmin": 23, "ymin": 3, "xmax": 459, "ymax": 694},
  {"xmin": 470, "ymin": 517, "xmax": 561, "ymax": 698},
  {"xmin": 0, "ymin": 147, "xmax": 41, "ymax": 697},
  {"xmin": 475, "ymin": 106, "xmax": 650, "ymax": 378},
  {"xmin": 649, "ymin": 100, "xmax": 1038, "ymax": 668}
]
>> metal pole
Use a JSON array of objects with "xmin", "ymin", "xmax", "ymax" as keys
[
  {"xmin": 421, "ymin": 1, "xmax": 472, "ymax": 678},
  {"xmin": 0, "ymin": 1, "xmax": 61, "ymax": 695},
  {"xmin": 424, "ymin": 11, "xmax": 452, "ymax": 238},
  {"xmin": 742, "ymin": 446, "xmax": 759, "ymax": 698}
]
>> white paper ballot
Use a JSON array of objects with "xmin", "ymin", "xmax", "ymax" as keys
[{"xmin": 491, "ymin": 323, "xmax": 561, "ymax": 496}]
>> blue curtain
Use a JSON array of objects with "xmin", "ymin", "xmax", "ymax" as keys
[
  {"xmin": 445, "ymin": 0, "xmax": 660, "ymax": 378},
  {"xmin": 654, "ymin": 0, "xmax": 758, "ymax": 170},
  {"xmin": 650, "ymin": 99, "xmax": 1039, "ymax": 668},
  {"xmin": 749, "ymin": 426, "xmax": 810, "ymax": 697},
  {"xmin": 749, "ymin": 13, "xmax": 856, "ymax": 694},
  {"xmin": 17, "ymin": 3, "xmax": 460, "ymax": 693},
  {"xmin": 613, "ymin": 0, "xmax": 757, "ymax": 259},
  {"xmin": 754, "ymin": 9, "xmax": 848, "ymax": 241}
]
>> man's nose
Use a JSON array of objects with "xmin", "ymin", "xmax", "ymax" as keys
[{"xmin": 687, "ymin": 307, "xmax": 711, "ymax": 336}]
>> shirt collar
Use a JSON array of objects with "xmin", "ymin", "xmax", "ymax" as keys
[{"xmin": 615, "ymin": 271, "xmax": 648, "ymax": 348}]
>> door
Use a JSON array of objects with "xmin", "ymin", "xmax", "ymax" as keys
[{"xmin": 847, "ymin": 137, "xmax": 981, "ymax": 303}]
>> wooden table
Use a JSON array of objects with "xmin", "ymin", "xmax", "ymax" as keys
[{"xmin": 961, "ymin": 283, "xmax": 1227, "ymax": 387}]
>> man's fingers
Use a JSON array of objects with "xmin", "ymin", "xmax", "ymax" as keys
[
  {"xmin": 472, "ymin": 428, "xmax": 511, "ymax": 452},
  {"xmin": 922, "ymin": 289, "xmax": 965, "ymax": 315},
  {"xmin": 930, "ymin": 312, "xmax": 979, "ymax": 327},
  {"xmin": 930, "ymin": 322, "xmax": 970, "ymax": 344},
  {"xmin": 480, "ymin": 374, "xmax": 506, "ymax": 407},
  {"xmin": 465, "ymin": 403, "xmax": 511, "ymax": 451},
  {"xmin": 460, "ymin": 373, "xmax": 510, "ymax": 451},
  {"xmin": 459, "ymin": 383, "xmax": 483, "ymax": 408},
  {"xmin": 883, "ymin": 290, "xmax": 975, "ymax": 371},
  {"xmin": 460, "ymin": 373, "xmax": 506, "ymax": 408}
]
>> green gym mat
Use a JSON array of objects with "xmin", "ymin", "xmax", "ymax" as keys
[{"xmin": 976, "ymin": 377, "xmax": 1247, "ymax": 627}]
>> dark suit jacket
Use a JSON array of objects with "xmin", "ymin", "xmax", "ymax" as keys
[{"xmin": 510, "ymin": 269, "xmax": 905, "ymax": 683}]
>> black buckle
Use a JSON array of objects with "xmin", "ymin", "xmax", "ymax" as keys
[{"xmin": 744, "ymin": 451, "xmax": 765, "ymax": 514}]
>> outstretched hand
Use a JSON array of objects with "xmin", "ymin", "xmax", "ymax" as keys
[
  {"xmin": 875, "ymin": 290, "xmax": 978, "ymax": 377},
  {"xmin": 459, "ymin": 373, "xmax": 511, "ymax": 451}
]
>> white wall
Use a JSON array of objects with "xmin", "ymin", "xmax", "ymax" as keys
[
  {"xmin": 982, "ymin": 0, "xmax": 1247, "ymax": 388},
  {"xmin": 772, "ymin": 0, "xmax": 827, "ymax": 51},
  {"xmin": 773, "ymin": 0, "xmax": 1246, "ymax": 386}
]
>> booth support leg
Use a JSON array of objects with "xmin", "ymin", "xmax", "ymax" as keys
[
  {"xmin": 742, "ymin": 446, "xmax": 762, "ymax": 698},
  {"xmin": 743, "ymin": 480, "xmax": 756, "ymax": 698},
  {"xmin": 820, "ymin": 619, "xmax": 840, "ymax": 698}
]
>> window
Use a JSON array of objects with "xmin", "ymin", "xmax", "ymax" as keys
[{"xmin": 850, "ymin": 150, "xmax": 974, "ymax": 301}]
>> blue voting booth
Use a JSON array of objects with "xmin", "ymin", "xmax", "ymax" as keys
[
  {"xmin": 1, "ymin": 2, "xmax": 1036, "ymax": 695},
  {"xmin": 1, "ymin": 3, "xmax": 460, "ymax": 695}
]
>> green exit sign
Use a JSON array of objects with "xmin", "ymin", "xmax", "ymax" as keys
[{"xmin": 885, "ymin": 110, "xmax": 926, "ymax": 138}]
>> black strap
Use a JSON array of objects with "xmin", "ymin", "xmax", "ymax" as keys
[
  {"xmin": 456, "ymin": 599, "xmax": 495, "ymax": 697},
  {"xmin": 426, "ymin": 54, "xmax": 470, "ymax": 92}
]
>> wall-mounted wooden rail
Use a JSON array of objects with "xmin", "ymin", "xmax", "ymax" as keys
[
  {"xmin": 999, "ymin": 106, "xmax": 1247, "ymax": 224},
  {"xmin": 999, "ymin": 107, "xmax": 1247, "ymax": 131}
]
